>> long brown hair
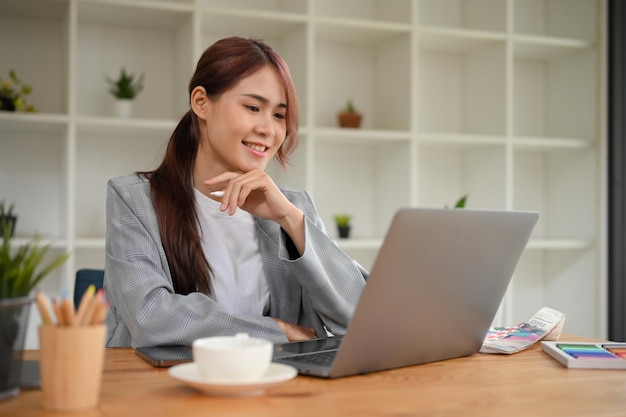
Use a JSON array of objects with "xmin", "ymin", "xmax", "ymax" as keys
[{"xmin": 140, "ymin": 37, "xmax": 299, "ymax": 295}]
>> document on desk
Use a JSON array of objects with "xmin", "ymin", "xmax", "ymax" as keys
[{"xmin": 480, "ymin": 306, "xmax": 566, "ymax": 354}]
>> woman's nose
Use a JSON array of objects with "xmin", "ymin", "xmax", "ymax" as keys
[{"xmin": 255, "ymin": 112, "xmax": 275, "ymax": 137}]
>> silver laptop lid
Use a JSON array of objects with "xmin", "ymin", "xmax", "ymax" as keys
[{"xmin": 328, "ymin": 208, "xmax": 538, "ymax": 378}]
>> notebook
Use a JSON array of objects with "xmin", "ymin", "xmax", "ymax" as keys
[{"xmin": 272, "ymin": 207, "xmax": 539, "ymax": 378}]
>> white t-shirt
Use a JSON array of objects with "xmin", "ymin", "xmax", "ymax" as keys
[{"xmin": 194, "ymin": 188, "xmax": 270, "ymax": 316}]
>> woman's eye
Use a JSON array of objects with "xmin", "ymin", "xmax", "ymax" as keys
[
  {"xmin": 245, "ymin": 105, "xmax": 259, "ymax": 112},
  {"xmin": 274, "ymin": 113, "xmax": 286, "ymax": 120}
]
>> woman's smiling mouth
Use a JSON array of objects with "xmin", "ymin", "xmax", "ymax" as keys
[{"xmin": 244, "ymin": 141, "xmax": 268, "ymax": 153}]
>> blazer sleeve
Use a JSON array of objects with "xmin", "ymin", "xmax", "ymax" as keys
[
  {"xmin": 263, "ymin": 189, "xmax": 368, "ymax": 335},
  {"xmin": 104, "ymin": 176, "xmax": 288, "ymax": 348}
]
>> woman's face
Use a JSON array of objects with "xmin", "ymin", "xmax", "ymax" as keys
[{"xmin": 196, "ymin": 66, "xmax": 287, "ymax": 176}]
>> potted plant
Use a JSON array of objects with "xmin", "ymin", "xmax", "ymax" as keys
[
  {"xmin": 0, "ymin": 219, "xmax": 68, "ymax": 401},
  {"xmin": 0, "ymin": 70, "xmax": 35, "ymax": 112},
  {"xmin": 333, "ymin": 214, "xmax": 352, "ymax": 239},
  {"xmin": 0, "ymin": 201, "xmax": 16, "ymax": 238},
  {"xmin": 337, "ymin": 99, "xmax": 362, "ymax": 128},
  {"xmin": 105, "ymin": 67, "xmax": 145, "ymax": 118}
]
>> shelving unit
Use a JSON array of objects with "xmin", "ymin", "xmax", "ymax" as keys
[{"xmin": 0, "ymin": 0, "xmax": 605, "ymax": 348}]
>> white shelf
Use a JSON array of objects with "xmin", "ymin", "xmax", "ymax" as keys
[
  {"xmin": 314, "ymin": 127, "xmax": 412, "ymax": 143},
  {"xmin": 418, "ymin": 133, "xmax": 507, "ymax": 147},
  {"xmin": 76, "ymin": 116, "xmax": 177, "ymax": 134},
  {"xmin": 417, "ymin": 26, "xmax": 507, "ymax": 53},
  {"xmin": 513, "ymin": 136, "xmax": 594, "ymax": 150},
  {"xmin": 0, "ymin": 113, "xmax": 69, "ymax": 134},
  {"xmin": 526, "ymin": 239, "xmax": 593, "ymax": 251},
  {"xmin": 0, "ymin": 0, "xmax": 606, "ymax": 346}
]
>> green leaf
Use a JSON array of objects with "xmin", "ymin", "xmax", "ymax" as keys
[
  {"xmin": 0, "ymin": 224, "xmax": 69, "ymax": 298},
  {"xmin": 454, "ymin": 195, "xmax": 468, "ymax": 208},
  {"xmin": 333, "ymin": 214, "xmax": 351, "ymax": 227},
  {"xmin": 105, "ymin": 67, "xmax": 145, "ymax": 99}
]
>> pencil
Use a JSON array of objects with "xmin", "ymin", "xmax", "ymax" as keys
[
  {"xmin": 79, "ymin": 292, "xmax": 99, "ymax": 326},
  {"xmin": 90, "ymin": 289, "xmax": 109, "ymax": 325},
  {"xmin": 61, "ymin": 297, "xmax": 76, "ymax": 326},
  {"xmin": 52, "ymin": 298, "xmax": 64, "ymax": 326},
  {"xmin": 35, "ymin": 291, "xmax": 54, "ymax": 326},
  {"xmin": 76, "ymin": 284, "xmax": 95, "ymax": 325}
]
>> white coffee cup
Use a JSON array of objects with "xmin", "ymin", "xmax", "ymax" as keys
[{"xmin": 192, "ymin": 333, "xmax": 273, "ymax": 381}]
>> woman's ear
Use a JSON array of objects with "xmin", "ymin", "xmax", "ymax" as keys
[{"xmin": 190, "ymin": 86, "xmax": 209, "ymax": 120}]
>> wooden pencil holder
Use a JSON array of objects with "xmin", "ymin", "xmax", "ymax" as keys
[{"xmin": 39, "ymin": 325, "xmax": 106, "ymax": 411}]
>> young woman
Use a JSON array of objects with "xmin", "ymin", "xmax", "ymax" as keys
[{"xmin": 104, "ymin": 37, "xmax": 368, "ymax": 348}]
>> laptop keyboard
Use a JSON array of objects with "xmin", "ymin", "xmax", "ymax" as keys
[{"xmin": 288, "ymin": 350, "xmax": 337, "ymax": 366}]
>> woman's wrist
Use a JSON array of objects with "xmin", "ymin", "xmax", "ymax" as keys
[{"xmin": 277, "ymin": 205, "xmax": 305, "ymax": 255}]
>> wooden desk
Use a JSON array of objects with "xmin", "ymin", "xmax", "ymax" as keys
[{"xmin": 2, "ymin": 335, "xmax": 626, "ymax": 417}]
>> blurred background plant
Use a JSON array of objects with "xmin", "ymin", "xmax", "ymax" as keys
[
  {"xmin": 333, "ymin": 214, "xmax": 352, "ymax": 239},
  {"xmin": 105, "ymin": 67, "xmax": 145, "ymax": 99},
  {"xmin": 0, "ymin": 70, "xmax": 35, "ymax": 112}
]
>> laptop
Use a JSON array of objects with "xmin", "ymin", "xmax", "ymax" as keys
[{"xmin": 272, "ymin": 207, "xmax": 539, "ymax": 378}]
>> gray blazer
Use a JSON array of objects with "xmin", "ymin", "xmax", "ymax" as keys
[{"xmin": 104, "ymin": 174, "xmax": 368, "ymax": 347}]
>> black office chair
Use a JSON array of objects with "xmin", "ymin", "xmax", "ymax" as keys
[{"xmin": 74, "ymin": 268, "xmax": 104, "ymax": 309}]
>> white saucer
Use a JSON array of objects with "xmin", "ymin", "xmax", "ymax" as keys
[{"xmin": 168, "ymin": 362, "xmax": 297, "ymax": 397}]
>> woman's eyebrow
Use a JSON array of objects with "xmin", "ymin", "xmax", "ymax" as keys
[{"xmin": 241, "ymin": 93, "xmax": 287, "ymax": 109}]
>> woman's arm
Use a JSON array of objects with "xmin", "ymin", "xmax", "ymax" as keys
[
  {"xmin": 261, "ymin": 189, "xmax": 369, "ymax": 335},
  {"xmin": 104, "ymin": 176, "xmax": 288, "ymax": 347}
]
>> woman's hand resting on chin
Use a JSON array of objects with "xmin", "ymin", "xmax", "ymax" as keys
[{"xmin": 204, "ymin": 169, "xmax": 305, "ymax": 255}]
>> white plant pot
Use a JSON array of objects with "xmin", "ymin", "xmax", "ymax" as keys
[{"xmin": 114, "ymin": 99, "xmax": 134, "ymax": 118}]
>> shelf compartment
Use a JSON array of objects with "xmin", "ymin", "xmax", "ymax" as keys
[
  {"xmin": 417, "ymin": 0, "xmax": 506, "ymax": 32},
  {"xmin": 77, "ymin": 1, "xmax": 194, "ymax": 28},
  {"xmin": 0, "ymin": 113, "xmax": 68, "ymax": 136},
  {"xmin": 314, "ymin": 29, "xmax": 411, "ymax": 131},
  {"xmin": 313, "ymin": 141, "xmax": 411, "ymax": 240},
  {"xmin": 511, "ymin": 248, "xmax": 599, "ymax": 337},
  {"xmin": 417, "ymin": 145, "xmax": 506, "ymax": 210},
  {"xmin": 314, "ymin": 0, "xmax": 412, "ymax": 25},
  {"xmin": 513, "ymin": 0, "xmax": 599, "ymax": 43},
  {"xmin": 417, "ymin": 31, "xmax": 506, "ymax": 136},
  {"xmin": 77, "ymin": 116, "xmax": 177, "ymax": 136},
  {"xmin": 200, "ymin": 9, "xmax": 308, "ymax": 40},
  {"xmin": 74, "ymin": 130, "xmax": 169, "ymax": 239},
  {"xmin": 513, "ymin": 35, "xmax": 593, "ymax": 60},
  {"xmin": 200, "ymin": 0, "xmax": 307, "ymax": 15},
  {"xmin": 513, "ymin": 147, "xmax": 598, "ymax": 241},
  {"xmin": 0, "ymin": 0, "xmax": 70, "ymax": 115},
  {"xmin": 418, "ymin": 27, "xmax": 507, "ymax": 53},
  {"xmin": 74, "ymin": 246, "xmax": 106, "ymax": 269},
  {"xmin": 513, "ymin": 47, "xmax": 599, "ymax": 141},
  {"xmin": 0, "ymin": 130, "xmax": 68, "ymax": 239},
  {"xmin": 76, "ymin": 1, "xmax": 194, "ymax": 120}
]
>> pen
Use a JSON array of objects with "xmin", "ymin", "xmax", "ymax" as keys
[{"xmin": 209, "ymin": 190, "xmax": 224, "ymax": 197}]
